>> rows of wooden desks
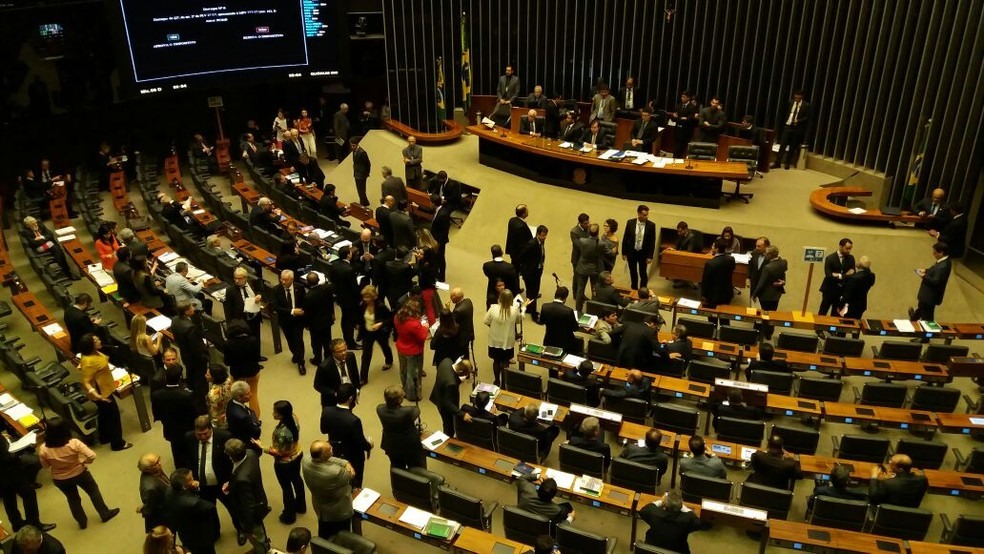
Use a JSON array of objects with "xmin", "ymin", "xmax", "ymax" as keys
[{"xmin": 766, "ymin": 519, "xmax": 984, "ymax": 554}]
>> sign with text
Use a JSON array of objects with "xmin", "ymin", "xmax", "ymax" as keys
[{"xmin": 803, "ymin": 247, "xmax": 826, "ymax": 263}]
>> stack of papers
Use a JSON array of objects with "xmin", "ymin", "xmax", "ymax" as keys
[
  {"xmin": 56, "ymin": 235, "xmax": 76, "ymax": 243},
  {"xmin": 158, "ymin": 252, "xmax": 179, "ymax": 264},
  {"xmin": 920, "ymin": 321, "xmax": 942, "ymax": 332},
  {"xmin": 677, "ymin": 298, "xmax": 701, "ymax": 309},
  {"xmin": 54, "ymin": 226, "xmax": 76, "ymax": 236},
  {"xmin": 435, "ymin": 281, "xmax": 450, "ymax": 291},
  {"xmin": 731, "ymin": 253, "xmax": 751, "ymax": 264},
  {"xmin": 563, "ymin": 354, "xmax": 587, "ymax": 367},
  {"xmin": 893, "ymin": 319, "xmax": 916, "ymax": 333},
  {"xmin": 86, "ymin": 264, "xmax": 115, "ymax": 287},
  {"xmin": 422, "ymin": 431, "xmax": 450, "ymax": 450},
  {"xmin": 352, "ymin": 488, "xmax": 381, "ymax": 512},
  {"xmin": 577, "ymin": 313, "xmax": 598, "ymax": 328},
  {"xmin": 538, "ymin": 402, "xmax": 559, "ymax": 422},
  {"xmin": 575, "ymin": 475, "xmax": 604, "ymax": 496},
  {"xmin": 8, "ymin": 431, "xmax": 37, "ymax": 454},
  {"xmin": 848, "ymin": 207, "xmax": 867, "ymax": 215},
  {"xmin": 545, "ymin": 468, "xmax": 575, "ymax": 489},
  {"xmin": 147, "ymin": 315, "xmax": 172, "ymax": 333},
  {"xmin": 0, "ymin": 393, "xmax": 17, "ymax": 410},
  {"xmin": 4, "ymin": 403, "xmax": 34, "ymax": 422},
  {"xmin": 398, "ymin": 506, "xmax": 432, "ymax": 530},
  {"xmin": 423, "ymin": 517, "xmax": 461, "ymax": 539},
  {"xmin": 598, "ymin": 149, "xmax": 620, "ymax": 160},
  {"xmin": 41, "ymin": 323, "xmax": 64, "ymax": 336},
  {"xmin": 558, "ymin": 142, "xmax": 574, "ymax": 149},
  {"xmin": 579, "ymin": 145, "xmax": 594, "ymax": 153}
]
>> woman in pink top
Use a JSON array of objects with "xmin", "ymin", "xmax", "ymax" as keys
[
  {"xmin": 39, "ymin": 419, "xmax": 119, "ymax": 529},
  {"xmin": 393, "ymin": 299, "xmax": 429, "ymax": 402}
]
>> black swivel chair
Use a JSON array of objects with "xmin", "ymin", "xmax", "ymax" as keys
[
  {"xmin": 680, "ymin": 472, "xmax": 732, "ymax": 504},
  {"xmin": 822, "ymin": 336, "xmax": 865, "ymax": 357},
  {"xmin": 868, "ymin": 504, "xmax": 933, "ymax": 541},
  {"xmin": 953, "ymin": 447, "xmax": 984, "ymax": 473},
  {"xmin": 832, "ymin": 434, "xmax": 890, "ymax": 464},
  {"xmin": 749, "ymin": 370, "xmax": 794, "ymax": 396},
  {"xmin": 687, "ymin": 358, "xmax": 731, "ymax": 384},
  {"xmin": 652, "ymin": 403, "xmax": 700, "ymax": 436},
  {"xmin": 894, "ymin": 439, "xmax": 948, "ymax": 470},
  {"xmin": 715, "ymin": 417, "xmax": 765, "ymax": 447},
  {"xmin": 496, "ymin": 427, "xmax": 541, "ymax": 464},
  {"xmin": 807, "ymin": 496, "xmax": 869, "ymax": 531},
  {"xmin": 504, "ymin": 368, "xmax": 544, "ymax": 399},
  {"xmin": 678, "ymin": 317, "xmax": 716, "ymax": 340},
  {"xmin": 686, "ymin": 142, "xmax": 717, "ymax": 160},
  {"xmin": 603, "ymin": 396, "xmax": 648, "ymax": 424},
  {"xmin": 872, "ymin": 341, "xmax": 923, "ymax": 361},
  {"xmin": 437, "ymin": 486, "xmax": 497, "ymax": 531},
  {"xmin": 770, "ymin": 424, "xmax": 820, "ymax": 455},
  {"xmin": 908, "ymin": 385, "xmax": 961, "ymax": 413},
  {"xmin": 853, "ymin": 382, "xmax": 907, "ymax": 408},
  {"xmin": 776, "ymin": 332, "xmax": 820, "ymax": 353},
  {"xmin": 556, "ymin": 523, "xmax": 616, "ymax": 554},
  {"xmin": 633, "ymin": 544, "xmax": 680, "ymax": 554},
  {"xmin": 609, "ymin": 457, "xmax": 660, "ymax": 493},
  {"xmin": 738, "ymin": 481, "xmax": 793, "ymax": 520},
  {"xmin": 455, "ymin": 415, "xmax": 496, "ymax": 451},
  {"xmin": 717, "ymin": 326, "xmax": 759, "ymax": 347},
  {"xmin": 940, "ymin": 514, "xmax": 984, "ymax": 547},
  {"xmin": 547, "ymin": 378, "xmax": 588, "ymax": 407},
  {"xmin": 725, "ymin": 145, "xmax": 760, "ymax": 203},
  {"xmin": 922, "ymin": 343, "xmax": 970, "ymax": 363},
  {"xmin": 797, "ymin": 376, "xmax": 843, "ymax": 402},
  {"xmin": 390, "ymin": 467, "xmax": 444, "ymax": 512},
  {"xmin": 558, "ymin": 444, "xmax": 606, "ymax": 479},
  {"xmin": 502, "ymin": 506, "xmax": 552, "ymax": 545}
]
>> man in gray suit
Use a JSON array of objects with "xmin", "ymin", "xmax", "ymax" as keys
[
  {"xmin": 379, "ymin": 166, "xmax": 407, "ymax": 205},
  {"xmin": 333, "ymin": 104, "xmax": 350, "ymax": 143},
  {"xmin": 376, "ymin": 385, "xmax": 425, "ymax": 469},
  {"xmin": 224, "ymin": 439, "xmax": 269, "ymax": 554},
  {"xmin": 569, "ymin": 213, "xmax": 590, "ymax": 284},
  {"xmin": 401, "ymin": 136, "xmax": 424, "ymax": 190},
  {"xmin": 388, "ymin": 200, "xmax": 416, "ymax": 250},
  {"xmin": 910, "ymin": 241, "xmax": 951, "ymax": 322},
  {"xmin": 494, "ymin": 65, "xmax": 521, "ymax": 126},
  {"xmin": 137, "ymin": 453, "xmax": 169, "ymax": 532},
  {"xmin": 301, "ymin": 440, "xmax": 355, "ymax": 540},
  {"xmin": 574, "ymin": 224, "xmax": 608, "ymax": 313}
]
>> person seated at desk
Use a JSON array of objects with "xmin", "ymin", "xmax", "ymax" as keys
[
  {"xmin": 626, "ymin": 288, "xmax": 663, "ymax": 322},
  {"xmin": 318, "ymin": 184, "xmax": 351, "ymax": 228},
  {"xmin": 568, "ymin": 416, "xmax": 611, "ymax": 468},
  {"xmin": 532, "ymin": 535, "xmax": 559, "ymax": 554},
  {"xmin": 113, "ymin": 248, "xmax": 141, "ymax": 304},
  {"xmin": 747, "ymin": 435, "xmax": 803, "ymax": 491},
  {"xmin": 580, "ymin": 120, "xmax": 610, "ymax": 150},
  {"xmin": 190, "ymin": 133, "xmax": 214, "ymax": 159},
  {"xmin": 808, "ymin": 464, "xmax": 866, "ymax": 510},
  {"xmin": 526, "ymin": 85, "xmax": 547, "ymax": 109},
  {"xmin": 617, "ymin": 76, "xmax": 643, "ymax": 115},
  {"xmin": 275, "ymin": 241, "xmax": 308, "ymax": 275},
  {"xmin": 619, "ymin": 427, "xmax": 668, "ymax": 479},
  {"xmin": 679, "ymin": 436, "xmax": 727, "ymax": 479},
  {"xmin": 713, "ymin": 389, "xmax": 763, "ymax": 430},
  {"xmin": 460, "ymin": 391, "xmax": 506, "ymax": 427},
  {"xmin": 240, "ymin": 133, "xmax": 272, "ymax": 169},
  {"xmin": 165, "ymin": 261, "xmax": 212, "ymax": 315},
  {"xmin": 639, "ymin": 490, "xmax": 702, "ymax": 554},
  {"xmin": 295, "ymin": 154, "xmax": 325, "ymax": 188},
  {"xmin": 519, "ymin": 109, "xmax": 545, "ymax": 137},
  {"xmin": 868, "ymin": 454, "xmax": 929, "ymax": 508},
  {"xmin": 661, "ymin": 324, "xmax": 693, "ymax": 361},
  {"xmin": 601, "ymin": 369, "xmax": 651, "ymax": 404},
  {"xmin": 249, "ymin": 197, "xmax": 284, "ymax": 236},
  {"xmin": 593, "ymin": 310, "xmax": 621, "ymax": 346},
  {"xmin": 558, "ymin": 112, "xmax": 585, "ymax": 143},
  {"xmin": 562, "ymin": 360, "xmax": 601, "ymax": 407},
  {"xmin": 507, "ymin": 403, "xmax": 560, "ymax": 460},
  {"xmin": 593, "ymin": 271, "xmax": 630, "ymax": 307},
  {"xmin": 515, "ymin": 474, "xmax": 575, "ymax": 525},
  {"xmin": 744, "ymin": 342, "xmax": 791, "ymax": 380},
  {"xmin": 623, "ymin": 107, "xmax": 659, "ymax": 151},
  {"xmin": 911, "ymin": 188, "xmax": 949, "ymax": 231},
  {"xmin": 157, "ymin": 194, "xmax": 195, "ymax": 231},
  {"xmin": 717, "ymin": 226, "xmax": 743, "ymax": 254},
  {"xmin": 20, "ymin": 216, "xmax": 71, "ymax": 276},
  {"xmin": 732, "ymin": 115, "xmax": 765, "ymax": 147},
  {"xmin": 132, "ymin": 257, "xmax": 173, "ymax": 315},
  {"xmin": 613, "ymin": 316, "xmax": 662, "ymax": 371}
]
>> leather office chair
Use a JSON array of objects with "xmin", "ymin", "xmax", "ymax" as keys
[
  {"xmin": 940, "ymin": 514, "xmax": 984, "ymax": 547},
  {"xmin": 868, "ymin": 504, "xmax": 933, "ymax": 540},
  {"xmin": 504, "ymin": 368, "xmax": 544, "ymax": 399},
  {"xmin": 776, "ymin": 332, "xmax": 819, "ymax": 353},
  {"xmin": 599, "ymin": 121, "xmax": 618, "ymax": 142},
  {"xmin": 686, "ymin": 142, "xmax": 717, "ymax": 160},
  {"xmin": 584, "ymin": 300, "xmax": 619, "ymax": 317},
  {"xmin": 586, "ymin": 339, "xmax": 618, "ymax": 365},
  {"xmin": 749, "ymin": 370, "xmax": 794, "ymax": 395},
  {"xmin": 558, "ymin": 443, "xmax": 606, "ymax": 479},
  {"xmin": 770, "ymin": 424, "xmax": 820, "ymax": 455},
  {"xmin": 455, "ymin": 415, "xmax": 496, "ymax": 451},
  {"xmin": 652, "ymin": 403, "xmax": 700, "ymax": 435},
  {"xmin": 822, "ymin": 336, "xmax": 865, "ymax": 357},
  {"xmin": 807, "ymin": 496, "xmax": 869, "ymax": 531},
  {"xmin": 502, "ymin": 506, "xmax": 552, "ymax": 545},
  {"xmin": 853, "ymin": 382, "xmax": 907, "ymax": 408},
  {"xmin": 796, "ymin": 376, "xmax": 843, "ymax": 402},
  {"xmin": 556, "ymin": 523, "xmax": 616, "ymax": 554},
  {"xmin": 390, "ymin": 467, "xmax": 444, "ymax": 512},
  {"xmin": 908, "ymin": 385, "xmax": 961, "ymax": 413},
  {"xmin": 312, "ymin": 533, "xmax": 378, "ymax": 554},
  {"xmin": 872, "ymin": 340, "xmax": 923, "ymax": 361},
  {"xmin": 687, "ymin": 358, "xmax": 731, "ymax": 385},
  {"xmin": 437, "ymin": 486, "xmax": 498, "ymax": 531},
  {"xmin": 717, "ymin": 325, "xmax": 759, "ymax": 347},
  {"xmin": 921, "ymin": 343, "xmax": 969, "ymax": 363},
  {"xmin": 738, "ymin": 481, "xmax": 793, "ymax": 520},
  {"xmin": 680, "ymin": 472, "xmax": 732, "ymax": 504},
  {"xmin": 547, "ymin": 378, "xmax": 588, "ymax": 407},
  {"xmin": 831, "ymin": 434, "xmax": 890, "ymax": 463},
  {"xmin": 678, "ymin": 317, "xmax": 715, "ymax": 340},
  {"xmin": 953, "ymin": 447, "xmax": 984, "ymax": 473},
  {"xmin": 603, "ymin": 396, "xmax": 648, "ymax": 424},
  {"xmin": 715, "ymin": 417, "xmax": 765, "ymax": 447},
  {"xmin": 48, "ymin": 387, "xmax": 99, "ymax": 442},
  {"xmin": 725, "ymin": 145, "xmax": 760, "ymax": 203},
  {"xmin": 610, "ymin": 457, "xmax": 660, "ymax": 493},
  {"xmin": 496, "ymin": 427, "xmax": 540, "ymax": 464},
  {"xmin": 895, "ymin": 439, "xmax": 948, "ymax": 470}
]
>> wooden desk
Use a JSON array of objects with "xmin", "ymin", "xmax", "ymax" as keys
[
  {"xmin": 652, "ymin": 375, "xmax": 710, "ymax": 401},
  {"xmin": 470, "ymin": 124, "xmax": 750, "ymax": 209},
  {"xmin": 952, "ymin": 323, "xmax": 984, "ymax": 340},
  {"xmin": 109, "ymin": 170, "xmax": 129, "ymax": 213},
  {"xmin": 907, "ymin": 540, "xmax": 984, "ymax": 554},
  {"xmin": 356, "ymin": 493, "xmax": 455, "ymax": 550},
  {"xmin": 765, "ymin": 394, "xmax": 822, "ymax": 420},
  {"xmin": 947, "ymin": 357, "xmax": 984, "ymax": 378},
  {"xmin": 799, "ymin": 455, "xmax": 984, "ymax": 498},
  {"xmin": 0, "ymin": 383, "xmax": 37, "ymax": 437},
  {"xmin": 214, "ymin": 138, "xmax": 231, "ymax": 172},
  {"xmin": 810, "ymin": 186, "xmax": 923, "ymax": 225},
  {"xmin": 659, "ymin": 250, "xmax": 748, "ymax": 288},
  {"xmin": 453, "ymin": 527, "xmax": 531, "ymax": 554},
  {"xmin": 935, "ymin": 412, "xmax": 984, "ymax": 435},
  {"xmin": 383, "ymin": 118, "xmax": 463, "ymax": 145},
  {"xmin": 762, "ymin": 350, "xmax": 844, "ymax": 375},
  {"xmin": 765, "ymin": 519, "xmax": 905, "ymax": 554},
  {"xmin": 842, "ymin": 358, "xmax": 951, "ymax": 384},
  {"xmin": 232, "ymin": 239, "xmax": 278, "ymax": 271},
  {"xmin": 493, "ymin": 391, "xmax": 569, "ymax": 427},
  {"xmin": 862, "ymin": 319, "xmax": 958, "ymax": 341}
]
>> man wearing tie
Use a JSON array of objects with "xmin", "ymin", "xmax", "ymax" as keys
[
  {"xmin": 618, "ymin": 76, "xmax": 639, "ymax": 113},
  {"xmin": 283, "ymin": 129, "xmax": 306, "ymax": 170},
  {"xmin": 273, "ymin": 270, "xmax": 307, "ymax": 375},
  {"xmin": 518, "ymin": 225, "xmax": 549, "ymax": 323},
  {"xmin": 581, "ymin": 120, "xmax": 611, "ymax": 150},
  {"xmin": 818, "ymin": 239, "xmax": 856, "ymax": 316},
  {"xmin": 748, "ymin": 237, "xmax": 771, "ymax": 298},
  {"xmin": 314, "ymin": 339, "xmax": 360, "ymax": 405},
  {"xmin": 621, "ymin": 205, "xmax": 657, "ymax": 290},
  {"xmin": 224, "ymin": 267, "xmax": 265, "ymax": 359},
  {"xmin": 912, "ymin": 188, "xmax": 949, "ymax": 231},
  {"xmin": 773, "ymin": 90, "xmax": 812, "ymax": 170},
  {"xmin": 559, "ymin": 112, "xmax": 584, "ymax": 142},
  {"xmin": 909, "ymin": 242, "xmax": 951, "ymax": 322},
  {"xmin": 590, "ymin": 86, "xmax": 617, "ymax": 122},
  {"xmin": 430, "ymin": 194, "xmax": 452, "ymax": 281},
  {"xmin": 520, "ymin": 109, "xmax": 544, "ymax": 137},
  {"xmin": 623, "ymin": 107, "xmax": 659, "ymax": 151},
  {"xmin": 430, "ymin": 170, "xmax": 461, "ymax": 211},
  {"xmin": 185, "ymin": 417, "xmax": 238, "ymax": 542},
  {"xmin": 401, "ymin": 136, "xmax": 424, "ymax": 190},
  {"xmin": 669, "ymin": 90, "xmax": 699, "ymax": 158},
  {"xmin": 494, "ymin": 65, "xmax": 521, "ymax": 127}
]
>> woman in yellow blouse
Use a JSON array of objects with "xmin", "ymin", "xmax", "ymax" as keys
[
  {"xmin": 79, "ymin": 333, "xmax": 131, "ymax": 451},
  {"xmin": 252, "ymin": 400, "xmax": 305, "ymax": 524}
]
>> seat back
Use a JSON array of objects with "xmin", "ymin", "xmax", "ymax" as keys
[
  {"xmin": 586, "ymin": 339, "xmax": 618, "ymax": 365},
  {"xmin": 808, "ymin": 496, "xmax": 869, "ymax": 531},
  {"xmin": 965, "ymin": 448, "xmax": 984, "ymax": 473},
  {"xmin": 310, "ymin": 537, "xmax": 353, "ymax": 554},
  {"xmin": 680, "ymin": 472, "xmax": 733, "ymax": 504},
  {"xmin": 201, "ymin": 313, "xmax": 226, "ymax": 350},
  {"xmin": 715, "ymin": 416, "xmax": 765, "ymax": 447},
  {"xmin": 604, "ymin": 396, "xmax": 648, "ymax": 424},
  {"xmin": 922, "ymin": 343, "xmax": 970, "ymax": 363},
  {"xmin": 688, "ymin": 358, "xmax": 731, "ymax": 384},
  {"xmin": 875, "ymin": 341, "xmax": 923, "ymax": 361},
  {"xmin": 796, "ymin": 376, "xmax": 843, "ymax": 402},
  {"xmin": 502, "ymin": 506, "xmax": 552, "ymax": 545},
  {"xmin": 437, "ymin": 486, "xmax": 488, "ymax": 530},
  {"xmin": 836, "ymin": 435, "xmax": 890, "ymax": 463},
  {"xmin": 547, "ymin": 378, "xmax": 588, "ymax": 407},
  {"xmin": 859, "ymin": 382, "xmax": 908, "ymax": 408},
  {"xmin": 610, "ymin": 457, "xmax": 660, "ymax": 493},
  {"xmin": 329, "ymin": 531, "xmax": 377, "ymax": 554},
  {"xmin": 657, "ymin": 357, "xmax": 687, "ymax": 378},
  {"xmin": 390, "ymin": 467, "xmax": 438, "ymax": 511},
  {"xmin": 748, "ymin": 370, "xmax": 794, "ymax": 395},
  {"xmin": 585, "ymin": 300, "xmax": 618, "ymax": 317},
  {"xmin": 739, "ymin": 481, "xmax": 793, "ymax": 520},
  {"xmin": 455, "ymin": 415, "xmax": 496, "ymax": 451},
  {"xmin": 869, "ymin": 504, "xmax": 933, "ymax": 541},
  {"xmin": 895, "ymin": 439, "xmax": 948, "ymax": 470},
  {"xmin": 717, "ymin": 326, "xmax": 759, "ymax": 346},
  {"xmin": 686, "ymin": 142, "xmax": 718, "ymax": 160},
  {"xmin": 727, "ymin": 145, "xmax": 760, "ymax": 173},
  {"xmin": 559, "ymin": 444, "xmax": 605, "ymax": 478},
  {"xmin": 652, "ymin": 403, "xmax": 699, "ymax": 435},
  {"xmin": 909, "ymin": 385, "xmax": 961, "ymax": 413},
  {"xmin": 503, "ymin": 368, "xmax": 543, "ymax": 398},
  {"xmin": 770, "ymin": 424, "xmax": 820, "ymax": 455},
  {"xmin": 822, "ymin": 336, "xmax": 865, "ymax": 357},
  {"xmin": 496, "ymin": 427, "xmax": 540, "ymax": 463},
  {"xmin": 949, "ymin": 515, "xmax": 984, "ymax": 547},
  {"xmin": 776, "ymin": 332, "xmax": 819, "ymax": 353},
  {"xmin": 678, "ymin": 317, "xmax": 716, "ymax": 339},
  {"xmin": 620, "ymin": 308, "xmax": 652, "ymax": 324},
  {"xmin": 556, "ymin": 523, "xmax": 613, "ymax": 554}
]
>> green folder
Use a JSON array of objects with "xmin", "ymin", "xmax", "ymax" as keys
[{"xmin": 424, "ymin": 517, "xmax": 454, "ymax": 539}]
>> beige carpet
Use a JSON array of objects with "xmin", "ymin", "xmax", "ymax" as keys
[{"xmin": 1, "ymin": 129, "xmax": 981, "ymax": 553}]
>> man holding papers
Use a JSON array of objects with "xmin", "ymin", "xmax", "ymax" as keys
[{"xmin": 909, "ymin": 242, "xmax": 951, "ymax": 322}]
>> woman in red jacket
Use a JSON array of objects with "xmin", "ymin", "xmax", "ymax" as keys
[{"xmin": 393, "ymin": 299, "xmax": 429, "ymax": 401}]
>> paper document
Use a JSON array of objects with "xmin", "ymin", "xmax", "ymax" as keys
[
  {"xmin": 3, "ymin": 403, "xmax": 33, "ymax": 421},
  {"xmin": 731, "ymin": 253, "xmax": 751, "ymax": 264},
  {"xmin": 481, "ymin": 117, "xmax": 496, "ymax": 129},
  {"xmin": 422, "ymin": 431, "xmax": 450, "ymax": 451},
  {"xmin": 87, "ymin": 267, "xmax": 115, "ymax": 288},
  {"xmin": 545, "ymin": 468, "xmax": 576, "ymax": 489},
  {"xmin": 56, "ymin": 234, "xmax": 76, "ymax": 243},
  {"xmin": 54, "ymin": 226, "xmax": 76, "ymax": 236},
  {"xmin": 146, "ymin": 315, "xmax": 172, "ymax": 332},
  {"xmin": 563, "ymin": 354, "xmax": 587, "ymax": 367},
  {"xmin": 667, "ymin": 120, "xmax": 677, "ymax": 127},
  {"xmin": 352, "ymin": 488, "xmax": 381, "ymax": 513},
  {"xmin": 632, "ymin": 156, "xmax": 649, "ymax": 165},
  {"xmin": 771, "ymin": 143, "xmax": 781, "ymax": 153},
  {"xmin": 42, "ymin": 323, "xmax": 64, "ymax": 336},
  {"xmin": 158, "ymin": 251, "xmax": 179, "ymax": 263},
  {"xmin": 8, "ymin": 432, "xmax": 37, "ymax": 454},
  {"xmin": 969, "ymin": 417, "xmax": 984, "ymax": 426},
  {"xmin": 579, "ymin": 145, "xmax": 594, "ymax": 153},
  {"xmin": 677, "ymin": 298, "xmax": 701, "ymax": 309},
  {"xmin": 538, "ymin": 402, "xmax": 559, "ymax": 422},
  {"xmin": 558, "ymin": 142, "xmax": 574, "ymax": 149},
  {"xmin": 398, "ymin": 506, "xmax": 432, "ymax": 530},
  {"xmin": 893, "ymin": 319, "xmax": 916, "ymax": 333},
  {"xmin": 0, "ymin": 394, "xmax": 15, "ymax": 408},
  {"xmin": 848, "ymin": 207, "xmax": 867, "ymax": 215},
  {"xmin": 598, "ymin": 149, "xmax": 619, "ymax": 160},
  {"xmin": 244, "ymin": 297, "xmax": 260, "ymax": 313},
  {"xmin": 435, "ymin": 281, "xmax": 450, "ymax": 291}
]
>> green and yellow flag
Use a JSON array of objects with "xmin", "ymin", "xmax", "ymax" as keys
[
  {"xmin": 436, "ymin": 57, "xmax": 446, "ymax": 121},
  {"xmin": 460, "ymin": 12, "xmax": 472, "ymax": 108},
  {"xmin": 902, "ymin": 118, "xmax": 931, "ymax": 208}
]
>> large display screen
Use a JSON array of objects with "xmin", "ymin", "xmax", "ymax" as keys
[{"xmin": 115, "ymin": 0, "xmax": 340, "ymax": 96}]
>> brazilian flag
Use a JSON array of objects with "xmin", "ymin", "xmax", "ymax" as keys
[
  {"xmin": 902, "ymin": 119, "xmax": 931, "ymax": 208},
  {"xmin": 436, "ymin": 57, "xmax": 447, "ymax": 121},
  {"xmin": 460, "ymin": 13, "xmax": 471, "ymax": 108}
]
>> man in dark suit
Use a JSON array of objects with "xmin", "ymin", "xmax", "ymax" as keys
[
  {"xmin": 295, "ymin": 154, "xmax": 325, "ymax": 188},
  {"xmin": 519, "ymin": 110, "xmax": 545, "ymax": 137},
  {"xmin": 747, "ymin": 435, "xmax": 803, "ymax": 490},
  {"xmin": 333, "ymin": 104, "xmax": 351, "ymax": 148},
  {"xmin": 672, "ymin": 221, "xmax": 702, "ymax": 253},
  {"xmin": 526, "ymin": 85, "xmax": 547, "ymax": 108},
  {"xmin": 0, "ymin": 434, "xmax": 51, "ymax": 534},
  {"xmin": 314, "ymin": 339, "xmax": 360, "ymax": 406},
  {"xmin": 617, "ymin": 76, "xmax": 643, "ymax": 114},
  {"xmin": 5, "ymin": 526, "xmax": 66, "ymax": 554},
  {"xmin": 580, "ymin": 120, "xmax": 610, "ymax": 150},
  {"xmin": 429, "ymin": 359, "xmax": 474, "ymax": 436},
  {"xmin": 558, "ymin": 112, "xmax": 585, "ymax": 143},
  {"xmin": 331, "ymin": 246, "xmax": 360, "ymax": 349},
  {"xmin": 383, "ymin": 247, "xmax": 416, "ymax": 309},
  {"xmin": 379, "ymin": 166, "xmax": 407, "ymax": 205},
  {"xmin": 570, "ymin": 213, "xmax": 591, "ymax": 283},
  {"xmin": 600, "ymin": 368, "xmax": 652, "ymax": 404},
  {"xmin": 304, "ymin": 273, "xmax": 335, "ymax": 366},
  {"xmin": 282, "ymin": 129, "xmax": 306, "ymax": 170},
  {"xmin": 623, "ymin": 107, "xmax": 659, "ymax": 151},
  {"xmin": 912, "ymin": 188, "xmax": 949, "ymax": 231},
  {"xmin": 517, "ymin": 226, "xmax": 548, "ymax": 321},
  {"xmin": 619, "ymin": 428, "xmax": 669, "ymax": 481},
  {"xmin": 773, "ymin": 90, "xmax": 812, "ymax": 170},
  {"xmin": 622, "ymin": 205, "xmax": 657, "ymax": 290},
  {"xmin": 701, "ymin": 239, "xmax": 737, "ymax": 321},
  {"xmin": 430, "ymin": 170, "xmax": 462, "ymax": 212},
  {"xmin": 818, "ymin": 238, "xmax": 856, "ymax": 315},
  {"xmin": 508, "ymin": 404, "xmax": 560, "ymax": 460},
  {"xmin": 224, "ymin": 267, "xmax": 264, "ymax": 355},
  {"xmin": 350, "ymin": 138, "xmax": 371, "ymax": 207},
  {"xmin": 224, "ymin": 439, "xmax": 270, "ymax": 553},
  {"xmin": 540, "ymin": 287, "xmax": 578, "ymax": 353},
  {"xmin": 171, "ymin": 302, "xmax": 209, "ymax": 408},
  {"xmin": 449, "ymin": 288, "xmax": 475, "ymax": 345},
  {"xmin": 505, "ymin": 205, "xmax": 533, "ymax": 264},
  {"xmin": 751, "ymin": 246, "xmax": 788, "ymax": 339},
  {"xmin": 185, "ymin": 417, "xmax": 237, "ymax": 538},
  {"xmin": 574, "ymin": 224, "xmax": 607, "ymax": 313},
  {"xmin": 698, "ymin": 96, "xmax": 727, "ymax": 143},
  {"xmin": 670, "ymin": 90, "xmax": 700, "ymax": 158},
  {"xmin": 226, "ymin": 382, "xmax": 262, "ymax": 452},
  {"xmin": 429, "ymin": 194, "xmax": 452, "ymax": 281},
  {"xmin": 615, "ymin": 316, "xmax": 662, "ymax": 371},
  {"xmin": 744, "ymin": 342, "xmax": 791, "ymax": 380},
  {"xmin": 352, "ymin": 229, "xmax": 378, "ymax": 283},
  {"xmin": 839, "ymin": 256, "xmax": 876, "ymax": 319},
  {"xmin": 662, "ymin": 324, "xmax": 693, "ymax": 361},
  {"xmin": 808, "ymin": 465, "xmax": 867, "ymax": 510},
  {"xmin": 569, "ymin": 417, "xmax": 611, "ymax": 468},
  {"xmin": 249, "ymin": 197, "xmax": 282, "ymax": 236},
  {"xmin": 561, "ymin": 360, "xmax": 601, "ymax": 407},
  {"xmin": 150, "ymin": 365, "xmax": 197, "ymax": 467},
  {"xmin": 910, "ymin": 242, "xmax": 951, "ymax": 322},
  {"xmin": 63, "ymin": 293, "xmax": 105, "ymax": 354},
  {"xmin": 515, "ymin": 475, "xmax": 574, "ymax": 525},
  {"xmin": 320, "ymin": 383, "xmax": 372, "ymax": 488},
  {"xmin": 494, "ymin": 65, "xmax": 521, "ymax": 126},
  {"xmin": 164, "ymin": 468, "xmax": 219, "ymax": 554},
  {"xmin": 748, "ymin": 237, "xmax": 771, "ymax": 296},
  {"xmin": 593, "ymin": 271, "xmax": 629, "ymax": 308},
  {"xmin": 732, "ymin": 115, "xmax": 765, "ymax": 147},
  {"xmin": 932, "ymin": 203, "xmax": 967, "ymax": 259},
  {"xmin": 402, "ymin": 136, "xmax": 424, "ymax": 190},
  {"xmin": 868, "ymin": 454, "xmax": 929, "ymax": 508},
  {"xmin": 482, "ymin": 244, "xmax": 519, "ymax": 308},
  {"xmin": 712, "ymin": 389, "xmax": 763, "ymax": 430},
  {"xmin": 376, "ymin": 384, "xmax": 425, "ymax": 469},
  {"xmin": 389, "ymin": 200, "xmax": 416, "ymax": 250},
  {"xmin": 375, "ymin": 196, "xmax": 396, "ymax": 247},
  {"xmin": 272, "ymin": 270, "xmax": 307, "ymax": 375},
  {"xmin": 20, "ymin": 216, "xmax": 70, "ymax": 275},
  {"xmin": 638, "ymin": 491, "xmax": 702, "ymax": 554}
]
